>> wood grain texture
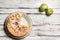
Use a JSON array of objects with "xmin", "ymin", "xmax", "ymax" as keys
[
  {"xmin": 0, "ymin": 9, "xmax": 60, "ymax": 14},
  {"xmin": 0, "ymin": 14, "xmax": 60, "ymax": 25},
  {"xmin": 0, "ymin": 0, "xmax": 60, "ymax": 40},
  {"xmin": 0, "ymin": 37, "xmax": 59, "ymax": 40},
  {"xmin": 0, "ymin": 0, "xmax": 60, "ymax": 8}
]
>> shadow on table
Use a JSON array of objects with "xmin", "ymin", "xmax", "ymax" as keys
[{"xmin": 3, "ymin": 17, "xmax": 22, "ymax": 40}]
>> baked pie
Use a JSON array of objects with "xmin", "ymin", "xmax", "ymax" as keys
[{"xmin": 6, "ymin": 12, "xmax": 32, "ymax": 38}]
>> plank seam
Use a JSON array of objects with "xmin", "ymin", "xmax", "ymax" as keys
[
  {"xmin": 0, "ymin": 13, "xmax": 60, "ymax": 15},
  {"xmin": 0, "ymin": 7, "xmax": 60, "ymax": 9}
]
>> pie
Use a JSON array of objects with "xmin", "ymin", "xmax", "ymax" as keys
[{"xmin": 6, "ymin": 12, "xmax": 31, "ymax": 38}]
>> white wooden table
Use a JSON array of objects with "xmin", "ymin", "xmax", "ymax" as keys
[{"xmin": 0, "ymin": 0, "xmax": 60, "ymax": 40}]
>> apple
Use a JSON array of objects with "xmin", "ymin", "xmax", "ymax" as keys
[
  {"xmin": 39, "ymin": 3, "xmax": 48, "ymax": 12},
  {"xmin": 46, "ymin": 8, "xmax": 53, "ymax": 16}
]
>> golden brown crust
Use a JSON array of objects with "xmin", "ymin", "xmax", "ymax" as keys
[{"xmin": 7, "ymin": 13, "xmax": 31, "ymax": 38}]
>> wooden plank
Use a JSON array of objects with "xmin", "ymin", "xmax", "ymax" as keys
[
  {"xmin": 0, "ymin": 37, "xmax": 58, "ymax": 40},
  {"xmin": 0, "ymin": 0, "xmax": 60, "ymax": 8},
  {"xmin": 0, "ymin": 14, "xmax": 60, "ymax": 25},
  {"xmin": 0, "ymin": 9, "xmax": 60, "ymax": 14}
]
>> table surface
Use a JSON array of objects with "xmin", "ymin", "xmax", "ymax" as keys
[{"xmin": 0, "ymin": 0, "xmax": 60, "ymax": 40}]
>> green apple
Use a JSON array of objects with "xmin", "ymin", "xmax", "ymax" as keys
[
  {"xmin": 39, "ymin": 3, "xmax": 48, "ymax": 12},
  {"xmin": 46, "ymin": 8, "xmax": 53, "ymax": 16}
]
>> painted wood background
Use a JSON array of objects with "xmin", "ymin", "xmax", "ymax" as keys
[{"xmin": 0, "ymin": 0, "xmax": 60, "ymax": 40}]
